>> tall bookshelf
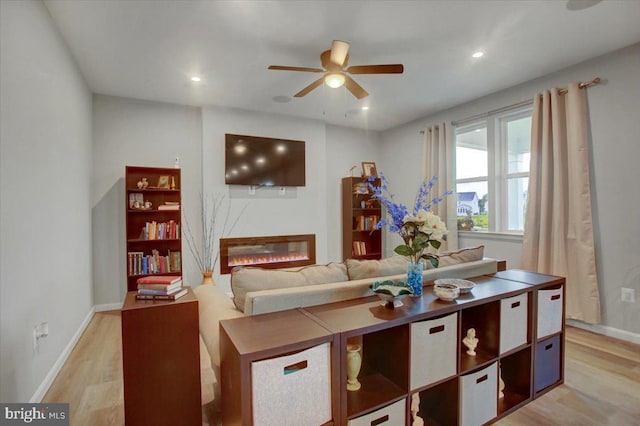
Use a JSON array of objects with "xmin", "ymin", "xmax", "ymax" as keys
[
  {"xmin": 341, "ymin": 177, "xmax": 382, "ymax": 261},
  {"xmin": 125, "ymin": 166, "xmax": 182, "ymax": 292}
]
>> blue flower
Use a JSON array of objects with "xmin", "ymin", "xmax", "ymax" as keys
[{"xmin": 368, "ymin": 173, "xmax": 452, "ymax": 265}]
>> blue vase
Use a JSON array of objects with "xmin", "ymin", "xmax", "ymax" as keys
[{"xmin": 407, "ymin": 261, "xmax": 424, "ymax": 296}]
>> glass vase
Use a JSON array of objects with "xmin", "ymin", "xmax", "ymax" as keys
[{"xmin": 407, "ymin": 260, "xmax": 424, "ymax": 296}]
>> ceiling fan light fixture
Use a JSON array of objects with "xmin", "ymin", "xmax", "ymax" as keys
[{"xmin": 325, "ymin": 73, "xmax": 345, "ymax": 88}]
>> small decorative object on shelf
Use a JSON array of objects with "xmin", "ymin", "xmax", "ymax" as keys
[
  {"xmin": 170, "ymin": 176, "xmax": 176, "ymax": 190},
  {"xmin": 463, "ymin": 328, "xmax": 478, "ymax": 356},
  {"xmin": 411, "ymin": 393, "xmax": 424, "ymax": 426},
  {"xmin": 371, "ymin": 280, "xmax": 413, "ymax": 308},
  {"xmin": 499, "ymin": 367, "xmax": 505, "ymax": 399},
  {"xmin": 433, "ymin": 281, "xmax": 460, "ymax": 301},
  {"xmin": 144, "ymin": 200, "xmax": 152, "ymax": 209},
  {"xmin": 346, "ymin": 343, "xmax": 362, "ymax": 391},
  {"xmin": 137, "ymin": 178, "xmax": 149, "ymax": 189}
]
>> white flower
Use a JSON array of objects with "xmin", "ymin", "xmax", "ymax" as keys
[{"xmin": 416, "ymin": 209, "xmax": 448, "ymax": 240}]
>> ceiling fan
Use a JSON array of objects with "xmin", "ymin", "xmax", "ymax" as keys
[{"xmin": 268, "ymin": 40, "xmax": 404, "ymax": 99}]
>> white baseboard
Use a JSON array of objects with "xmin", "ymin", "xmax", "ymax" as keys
[
  {"xmin": 567, "ymin": 319, "xmax": 640, "ymax": 345},
  {"xmin": 95, "ymin": 302, "xmax": 123, "ymax": 312},
  {"xmin": 30, "ymin": 307, "xmax": 96, "ymax": 403}
]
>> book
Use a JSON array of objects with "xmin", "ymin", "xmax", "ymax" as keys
[
  {"xmin": 135, "ymin": 288, "xmax": 188, "ymax": 301},
  {"xmin": 137, "ymin": 286, "xmax": 183, "ymax": 296},
  {"xmin": 158, "ymin": 204, "xmax": 180, "ymax": 211},
  {"xmin": 137, "ymin": 280, "xmax": 183, "ymax": 292},
  {"xmin": 136, "ymin": 275, "xmax": 182, "ymax": 285}
]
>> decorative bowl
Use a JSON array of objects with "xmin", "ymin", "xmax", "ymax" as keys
[
  {"xmin": 371, "ymin": 280, "xmax": 414, "ymax": 308},
  {"xmin": 435, "ymin": 278, "xmax": 476, "ymax": 294},
  {"xmin": 433, "ymin": 282, "xmax": 460, "ymax": 301}
]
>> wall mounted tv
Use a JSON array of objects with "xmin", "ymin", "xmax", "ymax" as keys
[{"xmin": 225, "ymin": 134, "xmax": 306, "ymax": 187}]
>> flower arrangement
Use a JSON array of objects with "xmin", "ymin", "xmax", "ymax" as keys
[{"xmin": 368, "ymin": 173, "xmax": 451, "ymax": 268}]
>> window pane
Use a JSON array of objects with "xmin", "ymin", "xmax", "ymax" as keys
[
  {"xmin": 456, "ymin": 181, "xmax": 488, "ymax": 231},
  {"xmin": 507, "ymin": 177, "xmax": 528, "ymax": 231},
  {"xmin": 456, "ymin": 125, "xmax": 487, "ymax": 179},
  {"xmin": 506, "ymin": 116, "xmax": 531, "ymax": 174}
]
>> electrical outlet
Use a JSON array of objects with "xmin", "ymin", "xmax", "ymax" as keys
[{"xmin": 621, "ymin": 288, "xmax": 635, "ymax": 303}]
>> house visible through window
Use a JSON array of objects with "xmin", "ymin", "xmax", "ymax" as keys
[{"xmin": 454, "ymin": 105, "xmax": 532, "ymax": 233}]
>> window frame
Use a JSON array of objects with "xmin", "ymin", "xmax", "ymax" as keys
[{"xmin": 454, "ymin": 104, "xmax": 532, "ymax": 235}]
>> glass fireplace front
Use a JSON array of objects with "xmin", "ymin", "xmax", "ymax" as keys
[{"xmin": 220, "ymin": 234, "xmax": 316, "ymax": 274}]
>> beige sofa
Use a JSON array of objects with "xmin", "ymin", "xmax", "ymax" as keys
[{"xmin": 193, "ymin": 246, "xmax": 500, "ymax": 419}]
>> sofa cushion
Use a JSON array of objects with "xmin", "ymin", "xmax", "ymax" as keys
[
  {"xmin": 231, "ymin": 262, "xmax": 348, "ymax": 312},
  {"xmin": 432, "ymin": 245, "xmax": 485, "ymax": 268},
  {"xmin": 298, "ymin": 262, "xmax": 349, "ymax": 285},
  {"xmin": 346, "ymin": 256, "xmax": 409, "ymax": 280}
]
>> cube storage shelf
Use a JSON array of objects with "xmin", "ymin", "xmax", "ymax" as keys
[{"xmin": 220, "ymin": 269, "xmax": 565, "ymax": 425}]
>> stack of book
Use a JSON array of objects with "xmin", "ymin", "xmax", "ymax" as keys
[{"xmin": 135, "ymin": 275, "xmax": 187, "ymax": 301}]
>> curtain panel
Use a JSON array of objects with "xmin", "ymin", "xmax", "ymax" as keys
[
  {"xmin": 423, "ymin": 122, "xmax": 458, "ymax": 252},
  {"xmin": 521, "ymin": 83, "xmax": 601, "ymax": 323}
]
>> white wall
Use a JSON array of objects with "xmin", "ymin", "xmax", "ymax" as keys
[
  {"xmin": 379, "ymin": 43, "xmax": 640, "ymax": 334},
  {"xmin": 325, "ymin": 125, "xmax": 382, "ymax": 262},
  {"xmin": 0, "ymin": 0, "xmax": 93, "ymax": 402},
  {"xmin": 92, "ymin": 95, "xmax": 202, "ymax": 305},
  {"xmin": 202, "ymin": 106, "xmax": 329, "ymax": 292}
]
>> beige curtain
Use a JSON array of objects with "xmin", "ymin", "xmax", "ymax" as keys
[
  {"xmin": 521, "ymin": 83, "xmax": 601, "ymax": 323},
  {"xmin": 424, "ymin": 122, "xmax": 458, "ymax": 251}
]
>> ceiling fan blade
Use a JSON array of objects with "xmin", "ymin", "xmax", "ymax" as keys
[
  {"xmin": 293, "ymin": 77, "xmax": 325, "ymax": 97},
  {"xmin": 344, "ymin": 75, "xmax": 369, "ymax": 99},
  {"xmin": 346, "ymin": 64, "xmax": 404, "ymax": 74},
  {"xmin": 330, "ymin": 40, "xmax": 350, "ymax": 67},
  {"xmin": 268, "ymin": 65, "xmax": 324, "ymax": 73}
]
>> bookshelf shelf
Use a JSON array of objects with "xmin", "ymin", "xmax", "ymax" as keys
[
  {"xmin": 125, "ymin": 165, "xmax": 182, "ymax": 292},
  {"xmin": 342, "ymin": 177, "xmax": 382, "ymax": 261}
]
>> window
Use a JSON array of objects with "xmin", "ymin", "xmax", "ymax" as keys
[{"xmin": 455, "ymin": 106, "xmax": 532, "ymax": 233}]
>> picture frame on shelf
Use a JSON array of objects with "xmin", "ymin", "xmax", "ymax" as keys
[
  {"xmin": 362, "ymin": 162, "xmax": 378, "ymax": 178},
  {"xmin": 129, "ymin": 193, "xmax": 144, "ymax": 209},
  {"xmin": 157, "ymin": 175, "xmax": 170, "ymax": 188}
]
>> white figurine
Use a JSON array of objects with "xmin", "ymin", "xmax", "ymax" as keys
[{"xmin": 463, "ymin": 328, "xmax": 478, "ymax": 356}]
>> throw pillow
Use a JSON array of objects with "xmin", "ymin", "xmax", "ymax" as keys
[
  {"xmin": 345, "ymin": 256, "xmax": 409, "ymax": 280},
  {"xmin": 432, "ymin": 245, "xmax": 485, "ymax": 268}
]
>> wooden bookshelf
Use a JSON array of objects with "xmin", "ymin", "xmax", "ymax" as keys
[
  {"xmin": 125, "ymin": 166, "xmax": 182, "ymax": 292},
  {"xmin": 341, "ymin": 177, "xmax": 382, "ymax": 261}
]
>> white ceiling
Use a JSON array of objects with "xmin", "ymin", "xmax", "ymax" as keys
[{"xmin": 44, "ymin": 0, "xmax": 640, "ymax": 131}]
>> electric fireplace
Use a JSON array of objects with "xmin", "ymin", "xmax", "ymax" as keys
[{"xmin": 219, "ymin": 234, "xmax": 316, "ymax": 274}]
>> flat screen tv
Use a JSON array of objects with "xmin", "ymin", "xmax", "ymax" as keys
[{"xmin": 225, "ymin": 134, "xmax": 306, "ymax": 187}]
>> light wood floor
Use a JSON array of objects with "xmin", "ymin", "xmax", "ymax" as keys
[{"xmin": 42, "ymin": 311, "xmax": 640, "ymax": 425}]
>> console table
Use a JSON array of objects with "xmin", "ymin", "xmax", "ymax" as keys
[
  {"xmin": 121, "ymin": 287, "xmax": 202, "ymax": 425},
  {"xmin": 220, "ymin": 270, "xmax": 565, "ymax": 425}
]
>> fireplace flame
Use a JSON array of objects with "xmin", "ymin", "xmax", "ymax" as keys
[{"xmin": 229, "ymin": 253, "xmax": 310, "ymax": 267}]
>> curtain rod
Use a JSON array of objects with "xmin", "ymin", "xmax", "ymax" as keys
[{"xmin": 419, "ymin": 76, "xmax": 601, "ymax": 134}]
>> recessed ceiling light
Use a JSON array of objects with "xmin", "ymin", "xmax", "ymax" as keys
[
  {"xmin": 361, "ymin": 106, "xmax": 369, "ymax": 111},
  {"xmin": 234, "ymin": 145, "xmax": 246, "ymax": 154},
  {"xmin": 256, "ymin": 157, "xmax": 266, "ymax": 165},
  {"xmin": 472, "ymin": 51, "xmax": 484, "ymax": 59},
  {"xmin": 191, "ymin": 76, "xmax": 202, "ymax": 82},
  {"xmin": 276, "ymin": 144, "xmax": 286, "ymax": 153}
]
